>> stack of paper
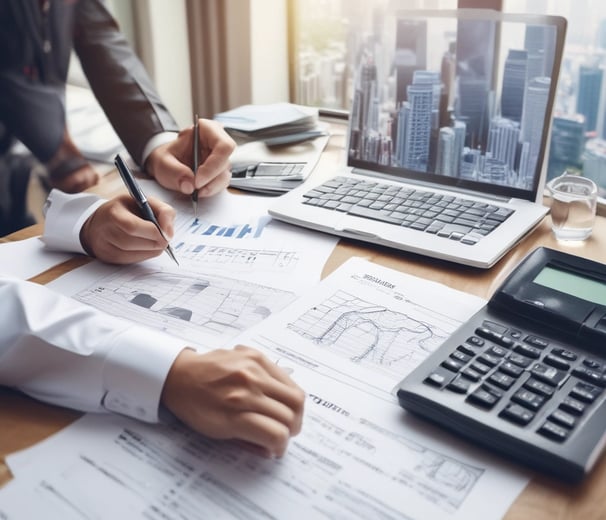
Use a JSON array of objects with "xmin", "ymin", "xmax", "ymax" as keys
[{"xmin": 214, "ymin": 103, "xmax": 319, "ymax": 140}]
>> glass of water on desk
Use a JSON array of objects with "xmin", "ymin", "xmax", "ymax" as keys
[{"xmin": 547, "ymin": 173, "xmax": 598, "ymax": 241}]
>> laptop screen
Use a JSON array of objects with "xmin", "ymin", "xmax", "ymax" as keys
[{"xmin": 347, "ymin": 9, "xmax": 567, "ymax": 202}]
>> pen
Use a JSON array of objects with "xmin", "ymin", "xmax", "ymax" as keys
[
  {"xmin": 191, "ymin": 114, "xmax": 199, "ymax": 217},
  {"xmin": 113, "ymin": 154, "xmax": 179, "ymax": 266}
]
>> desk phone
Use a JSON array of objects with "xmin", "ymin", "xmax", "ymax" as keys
[{"xmin": 397, "ymin": 247, "xmax": 606, "ymax": 483}]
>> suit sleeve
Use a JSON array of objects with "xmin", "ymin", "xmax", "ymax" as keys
[
  {"xmin": 0, "ymin": 276, "xmax": 186, "ymax": 422},
  {"xmin": 72, "ymin": 0, "xmax": 179, "ymax": 167}
]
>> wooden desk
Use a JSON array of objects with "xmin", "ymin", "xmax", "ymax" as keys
[{"xmin": 1, "ymin": 125, "xmax": 606, "ymax": 519}]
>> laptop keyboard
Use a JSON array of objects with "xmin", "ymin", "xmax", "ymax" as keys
[{"xmin": 302, "ymin": 176, "xmax": 515, "ymax": 245}]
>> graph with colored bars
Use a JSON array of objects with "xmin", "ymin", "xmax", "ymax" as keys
[{"xmin": 186, "ymin": 214, "xmax": 272, "ymax": 239}]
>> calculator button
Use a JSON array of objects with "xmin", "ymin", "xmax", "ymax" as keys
[
  {"xmin": 441, "ymin": 358, "xmax": 465, "ymax": 373},
  {"xmin": 513, "ymin": 343, "xmax": 542, "ymax": 359},
  {"xmin": 559, "ymin": 397, "xmax": 586, "ymax": 416},
  {"xmin": 478, "ymin": 353, "xmax": 500, "ymax": 367},
  {"xmin": 509, "ymin": 329, "xmax": 523, "ymax": 339},
  {"xmin": 466, "ymin": 385, "xmax": 503, "ymax": 409},
  {"xmin": 488, "ymin": 371, "xmax": 516, "ymax": 390},
  {"xmin": 524, "ymin": 335, "xmax": 549, "ymax": 349},
  {"xmin": 582, "ymin": 358, "xmax": 604, "ymax": 371},
  {"xmin": 500, "ymin": 361, "xmax": 524, "ymax": 378},
  {"xmin": 457, "ymin": 344, "xmax": 475, "ymax": 356},
  {"xmin": 467, "ymin": 336, "xmax": 485, "ymax": 347},
  {"xmin": 496, "ymin": 336, "xmax": 515, "ymax": 348},
  {"xmin": 551, "ymin": 348, "xmax": 577, "ymax": 361},
  {"xmin": 461, "ymin": 367, "xmax": 482, "ymax": 382},
  {"xmin": 529, "ymin": 363, "xmax": 568, "ymax": 386},
  {"xmin": 499, "ymin": 403, "xmax": 535, "ymax": 425},
  {"xmin": 549, "ymin": 409, "xmax": 577, "ymax": 429},
  {"xmin": 424, "ymin": 372, "xmax": 448, "ymax": 387},
  {"xmin": 511, "ymin": 389, "xmax": 545, "ymax": 411},
  {"xmin": 470, "ymin": 362, "xmax": 491, "ymax": 375},
  {"xmin": 572, "ymin": 366, "xmax": 606, "ymax": 387},
  {"xmin": 508, "ymin": 353, "xmax": 533, "ymax": 368},
  {"xmin": 523, "ymin": 378, "xmax": 556, "ymax": 397},
  {"xmin": 543, "ymin": 354, "xmax": 571, "ymax": 371},
  {"xmin": 487, "ymin": 345, "xmax": 508, "ymax": 357},
  {"xmin": 446, "ymin": 376, "xmax": 471, "ymax": 394},
  {"xmin": 569, "ymin": 382, "xmax": 602, "ymax": 403},
  {"xmin": 537, "ymin": 421, "xmax": 569, "ymax": 442},
  {"xmin": 450, "ymin": 350, "xmax": 472, "ymax": 364}
]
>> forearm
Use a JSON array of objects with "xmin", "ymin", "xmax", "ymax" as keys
[
  {"xmin": 0, "ymin": 277, "xmax": 185, "ymax": 421},
  {"xmin": 73, "ymin": 0, "xmax": 179, "ymax": 166}
]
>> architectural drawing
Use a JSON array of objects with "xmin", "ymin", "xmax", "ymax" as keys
[
  {"xmin": 74, "ymin": 265, "xmax": 296, "ymax": 346},
  {"xmin": 288, "ymin": 290, "xmax": 455, "ymax": 380}
]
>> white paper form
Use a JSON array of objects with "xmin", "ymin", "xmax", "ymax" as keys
[{"xmin": 1, "ymin": 363, "xmax": 528, "ymax": 520}]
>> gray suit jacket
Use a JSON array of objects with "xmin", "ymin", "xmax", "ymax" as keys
[{"xmin": 0, "ymin": 0, "xmax": 179, "ymax": 165}]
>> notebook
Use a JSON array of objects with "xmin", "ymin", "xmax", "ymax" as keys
[{"xmin": 269, "ymin": 9, "xmax": 567, "ymax": 268}]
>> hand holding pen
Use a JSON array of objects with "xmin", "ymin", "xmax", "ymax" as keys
[
  {"xmin": 114, "ymin": 154, "xmax": 179, "ymax": 265},
  {"xmin": 142, "ymin": 117, "xmax": 235, "ymax": 209}
]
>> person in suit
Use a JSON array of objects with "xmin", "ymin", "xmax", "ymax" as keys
[{"xmin": 0, "ymin": 0, "xmax": 234, "ymax": 232}]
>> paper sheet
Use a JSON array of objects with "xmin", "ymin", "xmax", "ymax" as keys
[
  {"xmin": 0, "ymin": 236, "xmax": 72, "ymax": 279},
  {"xmin": 3, "ymin": 258, "xmax": 529, "ymax": 520}
]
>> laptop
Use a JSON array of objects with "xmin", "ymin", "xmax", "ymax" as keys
[{"xmin": 269, "ymin": 9, "xmax": 567, "ymax": 268}]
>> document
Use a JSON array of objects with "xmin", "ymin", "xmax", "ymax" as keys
[
  {"xmin": 0, "ymin": 236, "xmax": 72, "ymax": 280},
  {"xmin": 46, "ymin": 184, "xmax": 338, "ymax": 349},
  {"xmin": 2, "ymin": 259, "xmax": 529, "ymax": 519}
]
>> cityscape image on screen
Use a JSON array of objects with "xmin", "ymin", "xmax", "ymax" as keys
[{"xmin": 347, "ymin": 13, "xmax": 559, "ymax": 193}]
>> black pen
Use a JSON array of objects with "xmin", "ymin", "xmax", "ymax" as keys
[
  {"xmin": 191, "ymin": 114, "xmax": 199, "ymax": 216},
  {"xmin": 113, "ymin": 154, "xmax": 179, "ymax": 266}
]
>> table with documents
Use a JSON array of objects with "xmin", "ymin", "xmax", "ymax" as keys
[{"xmin": 1, "ymin": 120, "xmax": 606, "ymax": 519}]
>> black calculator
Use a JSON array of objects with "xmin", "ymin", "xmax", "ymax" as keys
[{"xmin": 396, "ymin": 247, "xmax": 606, "ymax": 483}]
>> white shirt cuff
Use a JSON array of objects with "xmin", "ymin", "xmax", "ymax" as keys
[
  {"xmin": 102, "ymin": 326, "xmax": 185, "ymax": 423},
  {"xmin": 141, "ymin": 132, "xmax": 179, "ymax": 167},
  {"xmin": 42, "ymin": 189, "xmax": 106, "ymax": 255}
]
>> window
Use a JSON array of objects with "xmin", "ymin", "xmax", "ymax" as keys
[
  {"xmin": 290, "ymin": 0, "xmax": 606, "ymax": 199},
  {"xmin": 290, "ymin": 0, "xmax": 457, "ymax": 112},
  {"xmin": 503, "ymin": 0, "xmax": 606, "ymax": 196}
]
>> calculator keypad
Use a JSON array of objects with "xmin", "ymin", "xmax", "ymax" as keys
[{"xmin": 423, "ymin": 321, "xmax": 606, "ymax": 443}]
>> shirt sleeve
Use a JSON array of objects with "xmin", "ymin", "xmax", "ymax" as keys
[
  {"xmin": 0, "ymin": 276, "xmax": 187, "ymax": 423},
  {"xmin": 41, "ymin": 189, "xmax": 106, "ymax": 254}
]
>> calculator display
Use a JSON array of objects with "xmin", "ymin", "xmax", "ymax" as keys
[{"xmin": 534, "ymin": 266, "xmax": 606, "ymax": 306}]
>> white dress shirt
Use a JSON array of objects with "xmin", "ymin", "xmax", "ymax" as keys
[{"xmin": 2, "ymin": 184, "xmax": 187, "ymax": 421}]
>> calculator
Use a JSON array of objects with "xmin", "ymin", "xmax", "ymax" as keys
[
  {"xmin": 396, "ymin": 247, "xmax": 606, "ymax": 483},
  {"xmin": 230, "ymin": 162, "xmax": 309, "ymax": 194}
]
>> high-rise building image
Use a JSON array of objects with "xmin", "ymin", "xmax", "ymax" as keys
[
  {"xmin": 547, "ymin": 114, "xmax": 586, "ymax": 181},
  {"xmin": 454, "ymin": 19, "xmax": 496, "ymax": 150},
  {"xmin": 576, "ymin": 66, "xmax": 603, "ymax": 133},
  {"xmin": 519, "ymin": 77, "xmax": 551, "ymax": 187},
  {"xmin": 344, "ymin": 9, "xmax": 559, "ymax": 193},
  {"xmin": 394, "ymin": 19, "xmax": 427, "ymax": 106},
  {"xmin": 501, "ymin": 49, "xmax": 528, "ymax": 122}
]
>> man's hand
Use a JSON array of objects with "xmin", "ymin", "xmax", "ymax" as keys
[
  {"xmin": 80, "ymin": 194, "xmax": 175, "ymax": 264},
  {"xmin": 145, "ymin": 118, "xmax": 236, "ymax": 199},
  {"xmin": 161, "ymin": 346, "xmax": 306, "ymax": 458}
]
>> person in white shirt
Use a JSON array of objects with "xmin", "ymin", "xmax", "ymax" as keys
[{"xmin": 0, "ymin": 190, "xmax": 306, "ymax": 458}]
